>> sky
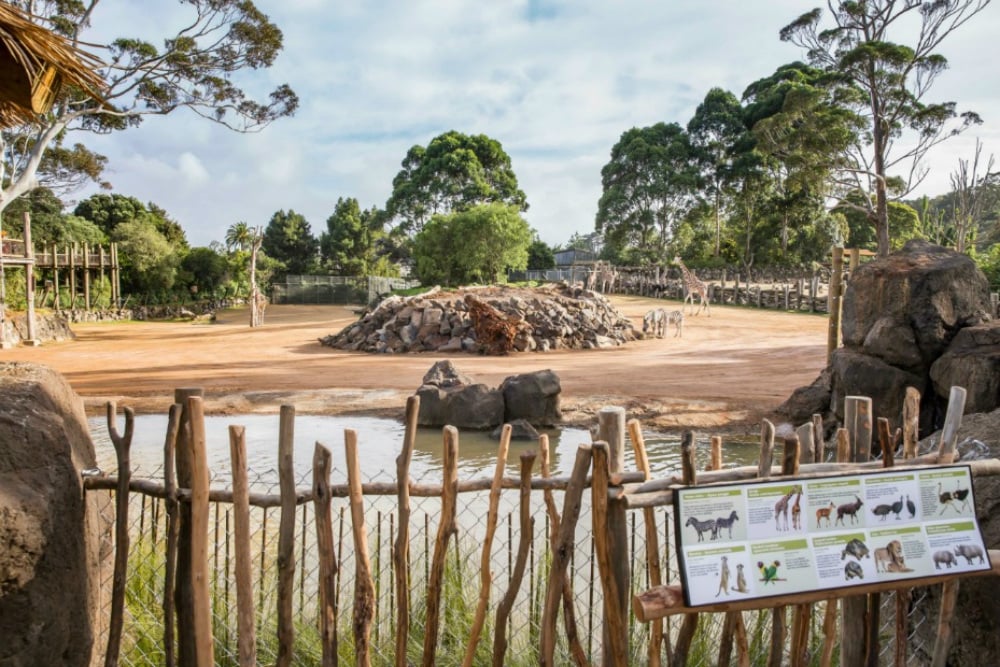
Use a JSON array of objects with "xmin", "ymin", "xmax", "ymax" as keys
[{"xmin": 76, "ymin": 0, "xmax": 1000, "ymax": 250}]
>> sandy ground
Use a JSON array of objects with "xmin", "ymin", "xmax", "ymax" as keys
[{"xmin": 3, "ymin": 296, "xmax": 830, "ymax": 434}]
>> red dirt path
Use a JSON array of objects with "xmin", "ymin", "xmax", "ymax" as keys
[{"xmin": 3, "ymin": 296, "xmax": 830, "ymax": 434}]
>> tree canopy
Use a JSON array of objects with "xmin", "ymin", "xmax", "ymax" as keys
[
  {"xmin": 780, "ymin": 0, "xmax": 990, "ymax": 256},
  {"xmin": 262, "ymin": 209, "xmax": 318, "ymax": 277},
  {"xmin": 411, "ymin": 203, "xmax": 531, "ymax": 285},
  {"xmin": 0, "ymin": 0, "xmax": 298, "ymax": 219},
  {"xmin": 319, "ymin": 197, "xmax": 384, "ymax": 276},
  {"xmin": 384, "ymin": 131, "xmax": 528, "ymax": 237}
]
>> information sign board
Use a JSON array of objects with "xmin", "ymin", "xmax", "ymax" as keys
[{"xmin": 674, "ymin": 465, "xmax": 990, "ymax": 607}]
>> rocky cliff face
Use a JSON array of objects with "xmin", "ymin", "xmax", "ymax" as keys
[
  {"xmin": 0, "ymin": 362, "xmax": 111, "ymax": 667},
  {"xmin": 319, "ymin": 283, "xmax": 639, "ymax": 354}
]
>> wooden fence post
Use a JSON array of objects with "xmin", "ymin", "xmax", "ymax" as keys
[
  {"xmin": 276, "ymin": 405, "xmax": 297, "ymax": 667},
  {"xmin": 463, "ymin": 424, "xmax": 512, "ymax": 666},
  {"xmin": 103, "ymin": 402, "xmax": 134, "ymax": 667},
  {"xmin": 592, "ymin": 441, "xmax": 628, "ymax": 667},
  {"xmin": 394, "ymin": 395, "xmax": 419, "ymax": 667},
  {"xmin": 540, "ymin": 443, "xmax": 593, "ymax": 667},
  {"xmin": 185, "ymin": 396, "xmax": 214, "ymax": 667},
  {"xmin": 347, "ymin": 428, "xmax": 376, "ymax": 667},
  {"xmin": 841, "ymin": 396, "xmax": 873, "ymax": 667},
  {"xmin": 827, "ymin": 247, "xmax": 844, "ymax": 362},
  {"xmin": 229, "ymin": 426, "xmax": 256, "ymax": 667},
  {"xmin": 630, "ymin": 420, "xmax": 666, "ymax": 667},
  {"xmin": 493, "ymin": 451, "xmax": 537, "ymax": 667},
  {"xmin": 173, "ymin": 387, "xmax": 203, "ymax": 667},
  {"xmin": 312, "ymin": 442, "xmax": 337, "ymax": 667},
  {"xmin": 424, "ymin": 426, "xmax": 459, "ymax": 666},
  {"xmin": 162, "ymin": 405, "xmax": 182, "ymax": 667},
  {"xmin": 596, "ymin": 407, "xmax": 629, "ymax": 666}
]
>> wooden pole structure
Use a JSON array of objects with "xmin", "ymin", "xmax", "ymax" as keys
[
  {"xmin": 83, "ymin": 242, "xmax": 91, "ymax": 308},
  {"xmin": 347, "ymin": 428, "xmax": 376, "ymax": 667},
  {"xmin": 492, "ymin": 451, "xmax": 536, "ymax": 667},
  {"xmin": 672, "ymin": 432, "xmax": 700, "ymax": 666},
  {"xmin": 312, "ymin": 442, "xmax": 337, "ymax": 667},
  {"xmin": 394, "ymin": 396, "xmax": 419, "ymax": 667},
  {"xmin": 596, "ymin": 406, "xmax": 629, "ymax": 666},
  {"xmin": 103, "ymin": 402, "xmax": 134, "ymax": 667},
  {"xmin": 903, "ymin": 388, "xmax": 920, "ymax": 460},
  {"xmin": 827, "ymin": 247, "xmax": 844, "ymax": 362},
  {"xmin": 841, "ymin": 396, "xmax": 873, "ymax": 667},
  {"xmin": 162, "ymin": 405, "xmax": 182, "ymax": 667},
  {"xmin": 463, "ymin": 424, "xmax": 512, "ymax": 666},
  {"xmin": 52, "ymin": 242, "xmax": 61, "ymax": 311},
  {"xmin": 424, "ymin": 426, "xmax": 459, "ymax": 667},
  {"xmin": 185, "ymin": 396, "xmax": 214, "ymax": 667},
  {"xmin": 22, "ymin": 212, "xmax": 37, "ymax": 343},
  {"xmin": 629, "ymin": 419, "xmax": 666, "ymax": 667},
  {"xmin": 229, "ymin": 426, "xmax": 256, "ymax": 667},
  {"xmin": 592, "ymin": 441, "xmax": 628, "ymax": 667},
  {"xmin": 540, "ymin": 443, "xmax": 593, "ymax": 667},
  {"xmin": 111, "ymin": 242, "xmax": 120, "ymax": 306},
  {"xmin": 931, "ymin": 386, "xmax": 968, "ymax": 667},
  {"xmin": 69, "ymin": 241, "xmax": 77, "ymax": 309},
  {"xmin": 174, "ymin": 387, "xmax": 203, "ymax": 667},
  {"xmin": 276, "ymin": 405, "xmax": 296, "ymax": 667}
]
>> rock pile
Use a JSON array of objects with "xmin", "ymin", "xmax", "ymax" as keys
[{"xmin": 319, "ymin": 283, "xmax": 638, "ymax": 354}]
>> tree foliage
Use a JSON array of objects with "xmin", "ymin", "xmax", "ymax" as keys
[
  {"xmin": 384, "ymin": 131, "xmax": 528, "ymax": 237},
  {"xmin": 319, "ymin": 197, "xmax": 384, "ymax": 276},
  {"xmin": 780, "ymin": 0, "xmax": 990, "ymax": 256},
  {"xmin": 595, "ymin": 122, "xmax": 700, "ymax": 262},
  {"xmin": 0, "ymin": 0, "xmax": 298, "ymax": 218},
  {"xmin": 411, "ymin": 203, "xmax": 531, "ymax": 285},
  {"xmin": 262, "ymin": 209, "xmax": 318, "ymax": 277}
]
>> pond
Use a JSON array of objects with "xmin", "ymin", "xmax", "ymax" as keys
[{"xmin": 89, "ymin": 413, "xmax": 762, "ymax": 486}]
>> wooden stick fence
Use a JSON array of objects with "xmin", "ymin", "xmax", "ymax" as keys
[{"xmin": 89, "ymin": 384, "xmax": 999, "ymax": 666}]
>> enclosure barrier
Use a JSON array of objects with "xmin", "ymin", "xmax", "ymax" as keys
[{"xmin": 83, "ymin": 385, "xmax": 999, "ymax": 666}]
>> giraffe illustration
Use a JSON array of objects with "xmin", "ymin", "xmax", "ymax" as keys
[
  {"xmin": 791, "ymin": 488, "xmax": 802, "ymax": 530},
  {"xmin": 672, "ymin": 256, "xmax": 710, "ymax": 316},
  {"xmin": 774, "ymin": 487, "xmax": 795, "ymax": 531}
]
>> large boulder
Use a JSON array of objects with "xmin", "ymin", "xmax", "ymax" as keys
[
  {"xmin": 500, "ymin": 370, "xmax": 562, "ymax": 426},
  {"xmin": 829, "ymin": 348, "xmax": 923, "ymax": 433},
  {"xmin": 0, "ymin": 362, "xmax": 110, "ymax": 667},
  {"xmin": 842, "ymin": 239, "xmax": 991, "ymax": 370},
  {"xmin": 929, "ymin": 322, "xmax": 1000, "ymax": 415},
  {"xmin": 416, "ymin": 383, "xmax": 504, "ymax": 430},
  {"xmin": 785, "ymin": 241, "xmax": 993, "ymax": 436}
]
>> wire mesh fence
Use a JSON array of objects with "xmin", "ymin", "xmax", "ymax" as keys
[{"xmin": 91, "ymin": 457, "xmax": 939, "ymax": 666}]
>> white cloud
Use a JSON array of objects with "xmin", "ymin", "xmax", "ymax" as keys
[{"xmin": 71, "ymin": 1, "xmax": 1000, "ymax": 248}]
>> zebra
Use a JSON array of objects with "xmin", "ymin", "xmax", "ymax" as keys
[
  {"xmin": 665, "ymin": 309, "xmax": 684, "ymax": 337},
  {"xmin": 642, "ymin": 308, "xmax": 667, "ymax": 338},
  {"xmin": 714, "ymin": 510, "xmax": 739, "ymax": 539},
  {"xmin": 685, "ymin": 516, "xmax": 717, "ymax": 542}
]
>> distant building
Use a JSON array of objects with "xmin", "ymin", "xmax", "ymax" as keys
[{"xmin": 554, "ymin": 248, "xmax": 595, "ymax": 267}]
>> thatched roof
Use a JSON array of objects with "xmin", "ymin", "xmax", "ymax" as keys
[{"xmin": 0, "ymin": 2, "xmax": 106, "ymax": 127}]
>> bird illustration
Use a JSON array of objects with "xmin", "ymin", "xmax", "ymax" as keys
[
  {"xmin": 891, "ymin": 495, "xmax": 904, "ymax": 520},
  {"xmin": 938, "ymin": 482, "xmax": 957, "ymax": 514},
  {"xmin": 757, "ymin": 560, "xmax": 782, "ymax": 585},
  {"xmin": 954, "ymin": 482, "xmax": 971, "ymax": 511},
  {"xmin": 906, "ymin": 494, "xmax": 916, "ymax": 518}
]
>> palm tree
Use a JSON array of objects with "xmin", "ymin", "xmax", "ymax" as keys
[{"xmin": 225, "ymin": 221, "xmax": 252, "ymax": 252}]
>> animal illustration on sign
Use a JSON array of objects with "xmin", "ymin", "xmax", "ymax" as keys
[
  {"xmin": 815, "ymin": 501, "xmax": 835, "ymax": 527},
  {"xmin": 844, "ymin": 560, "xmax": 864, "ymax": 580},
  {"xmin": 933, "ymin": 550, "xmax": 957, "ymax": 569},
  {"xmin": 757, "ymin": 560, "xmax": 783, "ymax": 585},
  {"xmin": 835, "ymin": 496, "xmax": 864, "ymax": 526},
  {"xmin": 937, "ymin": 482, "xmax": 958, "ymax": 514},
  {"xmin": 774, "ymin": 486, "xmax": 797, "ymax": 531},
  {"xmin": 732, "ymin": 563, "xmax": 749, "ymax": 593},
  {"xmin": 871, "ymin": 502, "xmax": 893, "ymax": 521},
  {"xmin": 685, "ymin": 516, "xmax": 717, "ymax": 542},
  {"xmin": 717, "ymin": 556, "xmax": 730, "ymax": 597},
  {"xmin": 714, "ymin": 510, "xmax": 739, "ymax": 539},
  {"xmin": 906, "ymin": 495, "xmax": 916, "ymax": 519},
  {"xmin": 842, "ymin": 538, "xmax": 870, "ymax": 561},
  {"xmin": 875, "ymin": 540, "xmax": 912, "ymax": 573},
  {"xmin": 953, "ymin": 544, "xmax": 985, "ymax": 565},
  {"xmin": 953, "ymin": 482, "xmax": 971, "ymax": 512}
]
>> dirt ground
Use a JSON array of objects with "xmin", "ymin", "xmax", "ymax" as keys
[{"xmin": 3, "ymin": 296, "xmax": 830, "ymax": 434}]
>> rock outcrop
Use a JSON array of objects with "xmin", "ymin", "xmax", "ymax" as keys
[
  {"xmin": 0, "ymin": 362, "xmax": 111, "ymax": 667},
  {"xmin": 415, "ymin": 361, "xmax": 561, "ymax": 430},
  {"xmin": 319, "ymin": 283, "xmax": 638, "ymax": 354},
  {"xmin": 779, "ymin": 241, "xmax": 994, "ymax": 436}
]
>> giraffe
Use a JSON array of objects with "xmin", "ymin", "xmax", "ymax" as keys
[
  {"xmin": 791, "ymin": 488, "xmax": 802, "ymax": 530},
  {"xmin": 672, "ymin": 255, "xmax": 710, "ymax": 316},
  {"xmin": 587, "ymin": 261, "xmax": 618, "ymax": 293},
  {"xmin": 774, "ymin": 487, "xmax": 795, "ymax": 531}
]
